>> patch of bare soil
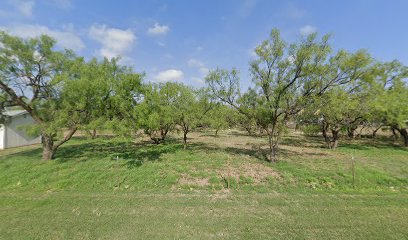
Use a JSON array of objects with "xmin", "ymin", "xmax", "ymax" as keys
[
  {"xmin": 178, "ymin": 173, "xmax": 209, "ymax": 186},
  {"xmin": 218, "ymin": 162, "xmax": 280, "ymax": 183}
]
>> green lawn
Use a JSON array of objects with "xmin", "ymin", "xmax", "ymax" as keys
[{"xmin": 0, "ymin": 131, "xmax": 407, "ymax": 239}]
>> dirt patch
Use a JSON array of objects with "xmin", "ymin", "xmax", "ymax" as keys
[
  {"xmin": 218, "ymin": 162, "xmax": 280, "ymax": 183},
  {"xmin": 178, "ymin": 173, "xmax": 209, "ymax": 187}
]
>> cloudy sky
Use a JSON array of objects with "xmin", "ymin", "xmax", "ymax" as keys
[{"xmin": 0, "ymin": 0, "xmax": 407, "ymax": 89}]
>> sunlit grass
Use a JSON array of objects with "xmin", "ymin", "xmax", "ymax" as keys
[{"xmin": 0, "ymin": 131, "xmax": 407, "ymax": 239}]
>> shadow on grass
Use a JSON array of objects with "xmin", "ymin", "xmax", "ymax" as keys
[
  {"xmin": 2, "ymin": 133, "xmax": 406, "ymax": 166},
  {"xmin": 338, "ymin": 136, "xmax": 408, "ymax": 152},
  {"xmin": 186, "ymin": 139, "xmax": 327, "ymax": 163},
  {"xmin": 0, "ymin": 147, "xmax": 43, "ymax": 160},
  {"xmin": 280, "ymin": 134, "xmax": 408, "ymax": 153},
  {"xmin": 281, "ymin": 135, "xmax": 323, "ymax": 146},
  {"xmin": 339, "ymin": 143, "xmax": 408, "ymax": 152},
  {"xmin": 46, "ymin": 136, "xmax": 183, "ymax": 168}
]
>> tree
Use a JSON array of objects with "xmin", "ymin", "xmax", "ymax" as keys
[
  {"xmin": 174, "ymin": 86, "xmax": 212, "ymax": 149},
  {"xmin": 312, "ymin": 88, "xmax": 365, "ymax": 148},
  {"xmin": 0, "ymin": 32, "xmax": 80, "ymax": 160},
  {"xmin": 137, "ymin": 82, "xmax": 180, "ymax": 144},
  {"xmin": 205, "ymin": 103, "xmax": 233, "ymax": 136},
  {"xmin": 0, "ymin": 89, "xmax": 12, "ymax": 123},
  {"xmin": 0, "ymin": 32, "xmax": 143, "ymax": 159},
  {"xmin": 87, "ymin": 58, "xmax": 143, "ymax": 139},
  {"xmin": 368, "ymin": 61, "xmax": 408, "ymax": 146},
  {"xmin": 207, "ymin": 29, "xmax": 368, "ymax": 162},
  {"xmin": 301, "ymin": 51, "xmax": 373, "ymax": 148}
]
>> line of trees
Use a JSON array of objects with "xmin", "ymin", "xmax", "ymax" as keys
[
  {"xmin": 0, "ymin": 29, "xmax": 407, "ymax": 161},
  {"xmin": 205, "ymin": 29, "xmax": 408, "ymax": 161}
]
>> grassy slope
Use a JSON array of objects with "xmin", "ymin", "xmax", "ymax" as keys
[{"xmin": 0, "ymin": 131, "xmax": 407, "ymax": 239}]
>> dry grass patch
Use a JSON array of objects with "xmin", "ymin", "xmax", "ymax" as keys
[
  {"xmin": 218, "ymin": 161, "xmax": 280, "ymax": 184},
  {"xmin": 178, "ymin": 173, "xmax": 210, "ymax": 187}
]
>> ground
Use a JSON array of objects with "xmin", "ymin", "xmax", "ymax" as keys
[{"xmin": 0, "ymin": 130, "xmax": 407, "ymax": 239}]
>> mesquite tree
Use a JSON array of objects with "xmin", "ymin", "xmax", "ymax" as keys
[
  {"xmin": 175, "ymin": 87, "xmax": 212, "ymax": 149},
  {"xmin": 302, "ymin": 50, "xmax": 373, "ymax": 148},
  {"xmin": 313, "ymin": 87, "xmax": 367, "ymax": 149},
  {"xmin": 137, "ymin": 82, "xmax": 180, "ymax": 144},
  {"xmin": 91, "ymin": 59, "xmax": 143, "ymax": 139},
  {"xmin": 205, "ymin": 103, "xmax": 234, "ymax": 136},
  {"xmin": 0, "ymin": 32, "xmax": 80, "ymax": 160},
  {"xmin": 368, "ymin": 61, "xmax": 408, "ymax": 146},
  {"xmin": 207, "ymin": 29, "xmax": 371, "ymax": 162},
  {"xmin": 0, "ymin": 32, "xmax": 142, "ymax": 159}
]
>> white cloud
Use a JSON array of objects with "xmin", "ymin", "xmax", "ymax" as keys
[
  {"xmin": 154, "ymin": 69, "xmax": 184, "ymax": 82},
  {"xmin": 1, "ymin": 24, "xmax": 85, "ymax": 50},
  {"xmin": 300, "ymin": 25, "xmax": 317, "ymax": 36},
  {"xmin": 187, "ymin": 58, "xmax": 209, "ymax": 75},
  {"xmin": 192, "ymin": 77, "xmax": 204, "ymax": 84},
  {"xmin": 187, "ymin": 58, "xmax": 202, "ymax": 67},
  {"xmin": 9, "ymin": 0, "xmax": 35, "ymax": 17},
  {"xmin": 199, "ymin": 67, "xmax": 209, "ymax": 75},
  {"xmin": 147, "ymin": 23, "xmax": 170, "ymax": 36},
  {"xmin": 89, "ymin": 24, "xmax": 136, "ymax": 59}
]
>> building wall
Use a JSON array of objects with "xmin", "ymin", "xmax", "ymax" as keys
[
  {"xmin": 4, "ymin": 114, "xmax": 41, "ymax": 149},
  {"xmin": 0, "ymin": 124, "xmax": 4, "ymax": 150}
]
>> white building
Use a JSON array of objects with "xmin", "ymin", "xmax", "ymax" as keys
[{"xmin": 0, "ymin": 110, "xmax": 41, "ymax": 150}]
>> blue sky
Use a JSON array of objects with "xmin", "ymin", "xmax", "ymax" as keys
[{"xmin": 1, "ymin": 0, "xmax": 407, "ymax": 89}]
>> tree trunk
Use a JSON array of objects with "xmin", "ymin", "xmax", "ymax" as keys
[
  {"xmin": 41, "ymin": 134, "xmax": 55, "ymax": 161},
  {"xmin": 321, "ymin": 124, "xmax": 332, "ymax": 149},
  {"xmin": 91, "ymin": 129, "xmax": 97, "ymax": 139},
  {"xmin": 160, "ymin": 127, "xmax": 169, "ymax": 142},
  {"xmin": 395, "ymin": 127, "xmax": 408, "ymax": 147},
  {"xmin": 402, "ymin": 129, "xmax": 408, "ymax": 147},
  {"xmin": 183, "ymin": 131, "xmax": 188, "ymax": 149},
  {"xmin": 391, "ymin": 127, "xmax": 399, "ymax": 140},
  {"xmin": 331, "ymin": 129, "xmax": 340, "ymax": 149},
  {"xmin": 321, "ymin": 123, "xmax": 340, "ymax": 149},
  {"xmin": 267, "ymin": 129, "xmax": 279, "ymax": 163},
  {"xmin": 87, "ymin": 129, "xmax": 97, "ymax": 139},
  {"xmin": 41, "ymin": 127, "xmax": 77, "ymax": 160},
  {"xmin": 372, "ymin": 125, "xmax": 382, "ymax": 138},
  {"xmin": 245, "ymin": 126, "xmax": 252, "ymax": 136},
  {"xmin": 183, "ymin": 125, "xmax": 189, "ymax": 150},
  {"xmin": 268, "ymin": 134, "xmax": 273, "ymax": 162},
  {"xmin": 357, "ymin": 125, "xmax": 365, "ymax": 138},
  {"xmin": 347, "ymin": 126, "xmax": 357, "ymax": 139},
  {"xmin": 215, "ymin": 129, "xmax": 219, "ymax": 136}
]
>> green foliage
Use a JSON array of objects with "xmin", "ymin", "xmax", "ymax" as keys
[
  {"xmin": 368, "ymin": 61, "xmax": 408, "ymax": 127},
  {"xmin": 0, "ymin": 32, "xmax": 144, "ymax": 159},
  {"xmin": 136, "ymin": 82, "xmax": 181, "ymax": 143},
  {"xmin": 205, "ymin": 103, "xmax": 233, "ymax": 135},
  {"xmin": 302, "ymin": 124, "xmax": 321, "ymax": 136},
  {"xmin": 206, "ymin": 29, "xmax": 375, "ymax": 160}
]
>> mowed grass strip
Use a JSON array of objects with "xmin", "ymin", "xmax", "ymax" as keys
[
  {"xmin": 0, "ymin": 191, "xmax": 407, "ymax": 239},
  {"xmin": 0, "ymin": 131, "xmax": 407, "ymax": 239}
]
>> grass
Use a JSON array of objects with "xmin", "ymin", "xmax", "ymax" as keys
[{"xmin": 0, "ymin": 130, "xmax": 407, "ymax": 239}]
